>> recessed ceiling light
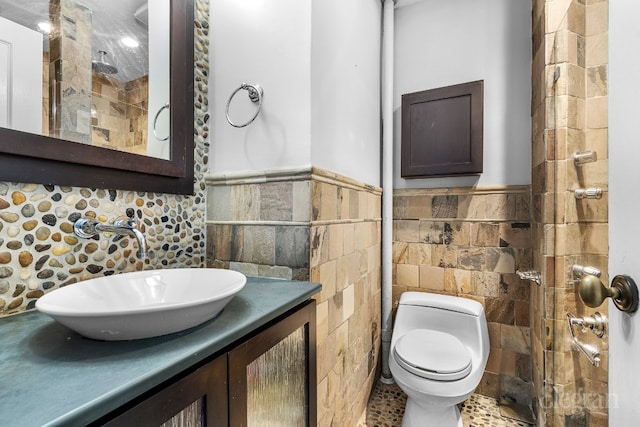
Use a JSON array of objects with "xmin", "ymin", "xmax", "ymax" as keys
[
  {"xmin": 37, "ymin": 21, "xmax": 51, "ymax": 34},
  {"xmin": 120, "ymin": 36, "xmax": 139, "ymax": 48}
]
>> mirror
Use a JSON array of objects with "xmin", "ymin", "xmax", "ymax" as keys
[{"xmin": 0, "ymin": 0, "xmax": 194, "ymax": 194}]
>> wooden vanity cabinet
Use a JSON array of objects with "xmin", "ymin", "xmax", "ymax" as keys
[
  {"xmin": 98, "ymin": 300, "xmax": 316, "ymax": 427},
  {"xmin": 101, "ymin": 356, "xmax": 227, "ymax": 427},
  {"xmin": 229, "ymin": 298, "xmax": 317, "ymax": 426}
]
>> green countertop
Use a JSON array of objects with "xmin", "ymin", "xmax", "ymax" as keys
[{"xmin": 0, "ymin": 276, "xmax": 321, "ymax": 427}]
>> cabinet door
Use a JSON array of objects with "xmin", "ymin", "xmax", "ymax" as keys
[
  {"xmin": 101, "ymin": 355, "xmax": 227, "ymax": 427},
  {"xmin": 228, "ymin": 300, "xmax": 317, "ymax": 427}
]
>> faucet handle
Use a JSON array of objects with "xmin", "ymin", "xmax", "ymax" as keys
[
  {"xmin": 73, "ymin": 218, "xmax": 99, "ymax": 238},
  {"xmin": 114, "ymin": 215, "xmax": 139, "ymax": 228}
]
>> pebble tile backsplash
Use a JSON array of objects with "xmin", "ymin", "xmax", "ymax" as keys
[{"xmin": 0, "ymin": 0, "xmax": 210, "ymax": 316}]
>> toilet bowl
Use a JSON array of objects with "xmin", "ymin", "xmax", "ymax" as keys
[{"xmin": 389, "ymin": 292, "xmax": 490, "ymax": 427}]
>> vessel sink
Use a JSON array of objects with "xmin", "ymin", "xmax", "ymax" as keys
[{"xmin": 35, "ymin": 268, "xmax": 246, "ymax": 341}]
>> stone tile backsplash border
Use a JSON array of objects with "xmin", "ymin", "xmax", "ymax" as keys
[{"xmin": 0, "ymin": 0, "xmax": 210, "ymax": 317}]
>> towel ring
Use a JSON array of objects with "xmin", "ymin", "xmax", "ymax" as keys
[
  {"xmin": 152, "ymin": 103, "xmax": 170, "ymax": 141},
  {"xmin": 225, "ymin": 83, "xmax": 263, "ymax": 128}
]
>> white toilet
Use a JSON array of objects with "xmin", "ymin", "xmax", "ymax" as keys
[{"xmin": 389, "ymin": 292, "xmax": 490, "ymax": 427}]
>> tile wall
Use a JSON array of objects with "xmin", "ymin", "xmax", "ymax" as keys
[
  {"xmin": 205, "ymin": 166, "xmax": 382, "ymax": 427},
  {"xmin": 0, "ymin": 0, "xmax": 210, "ymax": 316},
  {"xmin": 48, "ymin": 0, "xmax": 92, "ymax": 144},
  {"xmin": 91, "ymin": 73, "xmax": 149, "ymax": 155},
  {"xmin": 392, "ymin": 186, "xmax": 533, "ymax": 406},
  {"xmin": 531, "ymin": 0, "xmax": 609, "ymax": 425},
  {"xmin": 42, "ymin": 51, "xmax": 50, "ymax": 136},
  {"xmin": 206, "ymin": 168, "xmax": 312, "ymax": 280}
]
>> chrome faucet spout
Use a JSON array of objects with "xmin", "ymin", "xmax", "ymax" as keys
[
  {"xmin": 74, "ymin": 218, "xmax": 147, "ymax": 259},
  {"xmin": 128, "ymin": 228, "xmax": 147, "ymax": 259}
]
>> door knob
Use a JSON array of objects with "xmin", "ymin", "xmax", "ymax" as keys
[{"xmin": 578, "ymin": 274, "xmax": 639, "ymax": 313}]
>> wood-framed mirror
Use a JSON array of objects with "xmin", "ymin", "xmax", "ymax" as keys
[{"xmin": 0, "ymin": 0, "xmax": 194, "ymax": 195}]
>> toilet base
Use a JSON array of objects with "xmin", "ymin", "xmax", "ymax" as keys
[{"xmin": 401, "ymin": 398, "xmax": 463, "ymax": 427}]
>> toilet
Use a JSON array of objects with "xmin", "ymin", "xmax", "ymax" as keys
[{"xmin": 389, "ymin": 292, "xmax": 490, "ymax": 427}]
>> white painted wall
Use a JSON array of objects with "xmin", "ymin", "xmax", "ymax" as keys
[
  {"xmin": 147, "ymin": 0, "xmax": 171, "ymax": 159},
  {"xmin": 0, "ymin": 17, "xmax": 42, "ymax": 135},
  {"xmin": 210, "ymin": 0, "xmax": 313, "ymax": 174},
  {"xmin": 209, "ymin": 0, "xmax": 381, "ymax": 186},
  {"xmin": 609, "ymin": 1, "xmax": 640, "ymax": 424},
  {"xmin": 393, "ymin": 0, "xmax": 531, "ymax": 189},
  {"xmin": 310, "ymin": 0, "xmax": 381, "ymax": 186}
]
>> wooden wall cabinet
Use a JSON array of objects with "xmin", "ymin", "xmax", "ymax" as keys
[
  {"xmin": 401, "ymin": 80, "xmax": 483, "ymax": 178},
  {"xmin": 98, "ymin": 300, "xmax": 316, "ymax": 427}
]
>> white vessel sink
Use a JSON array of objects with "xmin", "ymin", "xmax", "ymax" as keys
[{"xmin": 35, "ymin": 268, "xmax": 246, "ymax": 341}]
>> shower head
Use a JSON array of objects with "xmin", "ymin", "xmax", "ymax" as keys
[{"xmin": 92, "ymin": 50, "xmax": 118, "ymax": 75}]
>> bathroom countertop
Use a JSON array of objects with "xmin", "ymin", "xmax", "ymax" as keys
[{"xmin": 0, "ymin": 276, "xmax": 321, "ymax": 427}]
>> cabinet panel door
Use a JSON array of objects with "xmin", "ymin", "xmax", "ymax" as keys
[
  {"xmin": 101, "ymin": 355, "xmax": 227, "ymax": 427},
  {"xmin": 228, "ymin": 300, "xmax": 317, "ymax": 427}
]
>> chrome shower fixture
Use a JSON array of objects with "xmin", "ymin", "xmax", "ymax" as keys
[
  {"xmin": 574, "ymin": 188, "xmax": 603, "ymax": 199},
  {"xmin": 573, "ymin": 151, "xmax": 598, "ymax": 166},
  {"xmin": 567, "ymin": 313, "xmax": 605, "ymax": 367},
  {"xmin": 572, "ymin": 264, "xmax": 602, "ymax": 278},
  {"xmin": 92, "ymin": 50, "xmax": 118, "ymax": 75},
  {"xmin": 568, "ymin": 312, "xmax": 607, "ymax": 338},
  {"xmin": 570, "ymin": 264, "xmax": 602, "ymax": 286},
  {"xmin": 516, "ymin": 270, "xmax": 541, "ymax": 285}
]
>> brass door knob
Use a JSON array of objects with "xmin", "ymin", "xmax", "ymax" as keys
[{"xmin": 578, "ymin": 274, "xmax": 639, "ymax": 313}]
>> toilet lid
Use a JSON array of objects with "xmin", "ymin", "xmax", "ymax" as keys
[{"xmin": 394, "ymin": 329, "xmax": 472, "ymax": 381}]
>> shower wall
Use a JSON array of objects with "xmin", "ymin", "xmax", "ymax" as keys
[
  {"xmin": 42, "ymin": 52, "xmax": 50, "ymax": 136},
  {"xmin": 48, "ymin": 0, "xmax": 92, "ymax": 144},
  {"xmin": 531, "ymin": 0, "xmax": 609, "ymax": 425},
  {"xmin": 91, "ymin": 73, "xmax": 149, "ymax": 155}
]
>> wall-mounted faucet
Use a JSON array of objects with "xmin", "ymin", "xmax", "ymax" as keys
[{"xmin": 74, "ymin": 217, "xmax": 147, "ymax": 259}]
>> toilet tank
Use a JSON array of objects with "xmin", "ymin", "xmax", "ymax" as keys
[{"xmin": 391, "ymin": 292, "xmax": 488, "ymax": 356}]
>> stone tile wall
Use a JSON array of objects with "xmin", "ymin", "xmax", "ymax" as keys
[
  {"xmin": 206, "ymin": 167, "xmax": 312, "ymax": 280},
  {"xmin": 0, "ymin": 0, "xmax": 210, "ymax": 316},
  {"xmin": 531, "ymin": 0, "xmax": 609, "ymax": 425},
  {"xmin": 91, "ymin": 73, "xmax": 149, "ymax": 155},
  {"xmin": 42, "ymin": 51, "xmax": 50, "ymax": 136},
  {"xmin": 205, "ymin": 166, "xmax": 382, "ymax": 427},
  {"xmin": 393, "ymin": 186, "xmax": 533, "ymax": 405},
  {"xmin": 125, "ymin": 76, "xmax": 149, "ymax": 154},
  {"xmin": 531, "ymin": 0, "xmax": 551, "ymax": 422},
  {"xmin": 311, "ymin": 171, "xmax": 381, "ymax": 427},
  {"xmin": 48, "ymin": 0, "xmax": 92, "ymax": 144}
]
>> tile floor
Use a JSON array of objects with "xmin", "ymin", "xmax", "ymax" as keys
[{"xmin": 363, "ymin": 381, "xmax": 534, "ymax": 427}]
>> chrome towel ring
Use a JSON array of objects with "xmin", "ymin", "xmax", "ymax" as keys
[
  {"xmin": 152, "ymin": 103, "xmax": 170, "ymax": 141},
  {"xmin": 225, "ymin": 83, "xmax": 263, "ymax": 128}
]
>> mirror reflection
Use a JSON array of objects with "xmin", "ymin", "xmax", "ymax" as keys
[{"xmin": 0, "ymin": 0, "xmax": 170, "ymax": 160}]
